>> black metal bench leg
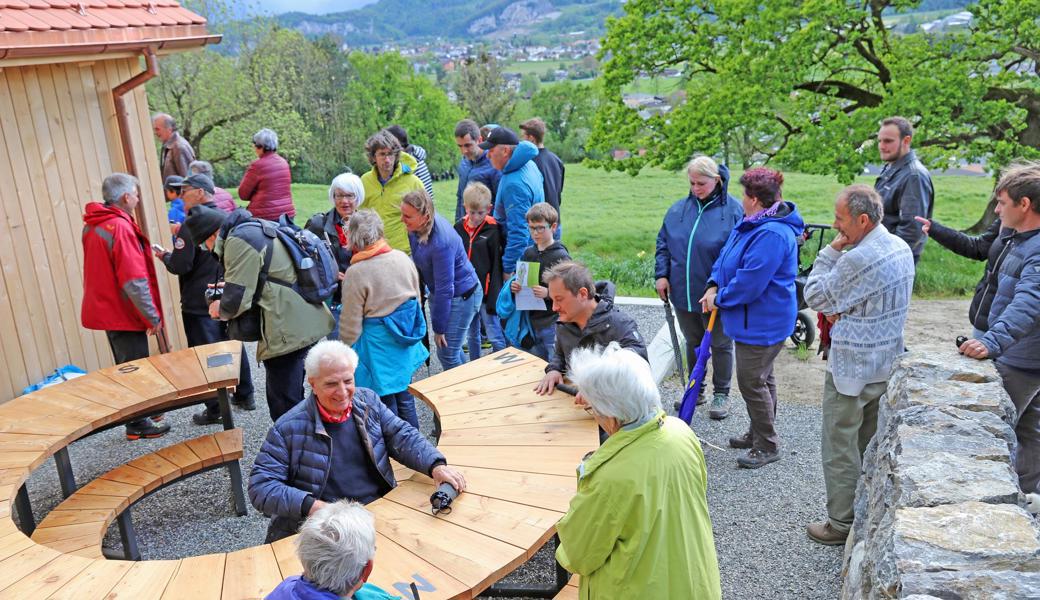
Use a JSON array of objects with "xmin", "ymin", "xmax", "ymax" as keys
[
  {"xmin": 117, "ymin": 510, "xmax": 142, "ymax": 561},
  {"xmin": 217, "ymin": 387, "xmax": 235, "ymax": 431},
  {"xmin": 14, "ymin": 484, "xmax": 35, "ymax": 535},
  {"xmin": 226, "ymin": 459, "xmax": 248, "ymax": 516},
  {"xmin": 54, "ymin": 447, "xmax": 77, "ymax": 498},
  {"xmin": 484, "ymin": 534, "xmax": 570, "ymax": 598}
]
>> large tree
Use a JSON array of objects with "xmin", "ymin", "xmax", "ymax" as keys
[
  {"xmin": 591, "ymin": 0, "xmax": 1040, "ymax": 229},
  {"xmin": 453, "ymin": 52, "xmax": 517, "ymax": 127}
]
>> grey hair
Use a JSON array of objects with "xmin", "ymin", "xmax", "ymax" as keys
[
  {"xmin": 686, "ymin": 155, "xmax": 719, "ymax": 179},
  {"xmin": 328, "ymin": 172, "xmax": 365, "ymax": 207},
  {"xmin": 304, "ymin": 340, "xmax": 358, "ymax": 381},
  {"xmin": 569, "ymin": 342, "xmax": 660, "ymax": 423},
  {"xmin": 839, "ymin": 184, "xmax": 883, "ymax": 224},
  {"xmin": 347, "ymin": 209, "xmax": 384, "ymax": 250},
  {"xmin": 295, "ymin": 500, "xmax": 376, "ymax": 594},
  {"xmin": 189, "ymin": 160, "xmax": 214, "ymax": 177},
  {"xmin": 253, "ymin": 128, "xmax": 279, "ymax": 152},
  {"xmin": 102, "ymin": 173, "xmax": 139, "ymax": 205},
  {"xmin": 151, "ymin": 112, "xmax": 175, "ymax": 129}
]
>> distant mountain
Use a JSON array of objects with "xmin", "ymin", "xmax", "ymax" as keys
[{"xmin": 276, "ymin": 0, "xmax": 624, "ymax": 45}]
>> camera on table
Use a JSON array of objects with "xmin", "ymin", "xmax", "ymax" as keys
[{"xmin": 204, "ymin": 286, "xmax": 223, "ymax": 303}]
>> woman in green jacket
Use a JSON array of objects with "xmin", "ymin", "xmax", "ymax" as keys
[
  {"xmin": 360, "ymin": 129, "xmax": 425, "ymax": 253},
  {"xmin": 556, "ymin": 343, "xmax": 721, "ymax": 599}
]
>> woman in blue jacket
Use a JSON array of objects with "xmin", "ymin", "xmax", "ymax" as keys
[
  {"xmin": 401, "ymin": 189, "xmax": 482, "ymax": 371},
  {"xmin": 701, "ymin": 167, "xmax": 803, "ymax": 469},
  {"xmin": 655, "ymin": 156, "xmax": 744, "ymax": 420}
]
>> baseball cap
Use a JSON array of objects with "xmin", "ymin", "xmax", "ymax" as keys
[
  {"xmin": 478, "ymin": 126, "xmax": 520, "ymax": 150},
  {"xmin": 182, "ymin": 173, "xmax": 215, "ymax": 195}
]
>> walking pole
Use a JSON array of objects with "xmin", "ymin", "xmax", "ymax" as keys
[
  {"xmin": 678, "ymin": 309, "xmax": 717, "ymax": 423},
  {"xmin": 662, "ymin": 299, "xmax": 686, "ymax": 383}
]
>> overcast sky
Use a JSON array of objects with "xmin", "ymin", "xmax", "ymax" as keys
[{"xmin": 260, "ymin": 0, "xmax": 377, "ymax": 15}]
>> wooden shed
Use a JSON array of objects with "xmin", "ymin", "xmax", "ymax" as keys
[{"xmin": 0, "ymin": 1, "xmax": 220, "ymax": 401}]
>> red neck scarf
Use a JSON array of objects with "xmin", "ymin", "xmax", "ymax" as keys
[
  {"xmin": 316, "ymin": 399, "xmax": 352, "ymax": 423},
  {"xmin": 350, "ymin": 238, "xmax": 393, "ymax": 264}
]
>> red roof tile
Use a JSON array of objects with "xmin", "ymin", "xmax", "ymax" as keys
[{"xmin": 0, "ymin": 1, "xmax": 218, "ymax": 57}]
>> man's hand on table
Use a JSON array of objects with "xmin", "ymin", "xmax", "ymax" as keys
[
  {"xmin": 432, "ymin": 464, "xmax": 467, "ymax": 492},
  {"xmin": 535, "ymin": 370, "xmax": 563, "ymax": 395}
]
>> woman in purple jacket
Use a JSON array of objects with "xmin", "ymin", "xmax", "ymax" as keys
[
  {"xmin": 238, "ymin": 128, "xmax": 295, "ymax": 221},
  {"xmin": 400, "ymin": 189, "xmax": 482, "ymax": 371}
]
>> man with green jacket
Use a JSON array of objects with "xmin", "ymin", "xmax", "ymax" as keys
[
  {"xmin": 556, "ymin": 343, "xmax": 721, "ymax": 599},
  {"xmin": 210, "ymin": 209, "xmax": 334, "ymax": 422},
  {"xmin": 361, "ymin": 129, "xmax": 426, "ymax": 254}
]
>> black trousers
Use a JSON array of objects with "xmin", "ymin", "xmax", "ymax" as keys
[
  {"xmin": 263, "ymin": 344, "xmax": 314, "ymax": 423},
  {"xmin": 182, "ymin": 313, "xmax": 255, "ymax": 414},
  {"xmin": 105, "ymin": 330, "xmax": 154, "ymax": 431}
]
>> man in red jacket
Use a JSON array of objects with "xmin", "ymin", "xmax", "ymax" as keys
[{"xmin": 81, "ymin": 172, "xmax": 171, "ymax": 440}]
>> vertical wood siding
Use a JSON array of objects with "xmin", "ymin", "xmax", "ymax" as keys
[{"xmin": 0, "ymin": 57, "xmax": 187, "ymax": 402}]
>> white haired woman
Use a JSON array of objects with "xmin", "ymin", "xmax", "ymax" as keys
[
  {"xmin": 264, "ymin": 500, "xmax": 396, "ymax": 599},
  {"xmin": 655, "ymin": 155, "xmax": 744, "ymax": 419},
  {"xmin": 238, "ymin": 128, "xmax": 295, "ymax": 221},
  {"xmin": 306, "ymin": 173, "xmax": 366, "ymax": 339},
  {"xmin": 338, "ymin": 210, "xmax": 428, "ymax": 428},
  {"xmin": 555, "ymin": 343, "xmax": 721, "ymax": 599}
]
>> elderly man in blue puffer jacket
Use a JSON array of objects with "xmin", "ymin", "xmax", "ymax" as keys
[{"xmin": 249, "ymin": 340, "xmax": 466, "ymax": 542}]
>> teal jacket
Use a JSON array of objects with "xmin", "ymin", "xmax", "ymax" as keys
[
  {"xmin": 353, "ymin": 298, "xmax": 429, "ymax": 396},
  {"xmin": 493, "ymin": 141, "xmax": 544, "ymax": 272},
  {"xmin": 556, "ymin": 411, "xmax": 721, "ymax": 599}
]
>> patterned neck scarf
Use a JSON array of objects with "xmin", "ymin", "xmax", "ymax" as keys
[{"xmin": 742, "ymin": 200, "xmax": 783, "ymax": 224}]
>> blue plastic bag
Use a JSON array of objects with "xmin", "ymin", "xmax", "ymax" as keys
[{"xmin": 22, "ymin": 365, "xmax": 86, "ymax": 395}]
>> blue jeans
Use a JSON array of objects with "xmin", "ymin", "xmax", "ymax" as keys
[
  {"xmin": 434, "ymin": 286, "xmax": 483, "ymax": 371},
  {"xmin": 380, "ymin": 391, "xmax": 419, "ymax": 429},
  {"xmin": 327, "ymin": 303, "xmax": 342, "ymax": 340},
  {"xmin": 466, "ymin": 308, "xmax": 508, "ymax": 362},
  {"xmin": 529, "ymin": 324, "xmax": 557, "ymax": 363}
]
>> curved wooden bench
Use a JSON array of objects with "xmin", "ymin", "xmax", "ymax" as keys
[
  {"xmin": 31, "ymin": 429, "xmax": 244, "ymax": 560},
  {"xmin": 555, "ymin": 576, "xmax": 579, "ymax": 600},
  {"xmin": 0, "ymin": 346, "xmax": 597, "ymax": 599}
]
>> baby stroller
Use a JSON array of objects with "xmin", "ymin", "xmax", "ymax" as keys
[{"xmin": 791, "ymin": 223, "xmax": 832, "ymax": 347}]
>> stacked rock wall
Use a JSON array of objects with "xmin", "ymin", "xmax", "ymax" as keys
[{"xmin": 842, "ymin": 351, "xmax": 1040, "ymax": 599}]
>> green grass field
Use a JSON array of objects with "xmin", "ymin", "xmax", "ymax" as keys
[{"xmin": 289, "ymin": 164, "xmax": 993, "ymax": 299}]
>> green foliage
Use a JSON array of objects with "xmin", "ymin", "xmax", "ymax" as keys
[
  {"xmin": 590, "ymin": 0, "xmax": 1040, "ymax": 197},
  {"xmin": 453, "ymin": 53, "xmax": 517, "ymax": 127},
  {"xmin": 520, "ymin": 73, "xmax": 541, "ymax": 98},
  {"xmin": 527, "ymin": 81, "xmax": 605, "ymax": 162}
]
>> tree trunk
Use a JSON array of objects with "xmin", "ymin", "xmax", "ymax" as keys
[{"xmin": 968, "ymin": 193, "xmax": 999, "ymax": 233}]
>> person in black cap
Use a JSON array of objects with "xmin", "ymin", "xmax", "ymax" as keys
[
  {"xmin": 154, "ymin": 174, "xmax": 256, "ymax": 423},
  {"xmin": 480, "ymin": 126, "xmax": 545, "ymax": 279}
]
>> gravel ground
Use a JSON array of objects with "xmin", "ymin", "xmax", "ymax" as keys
[{"xmin": 18, "ymin": 300, "xmax": 965, "ymax": 598}]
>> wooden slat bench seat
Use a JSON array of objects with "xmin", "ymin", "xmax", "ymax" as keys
[
  {"xmin": 554, "ymin": 575, "xmax": 579, "ymax": 599},
  {"xmin": 30, "ymin": 429, "xmax": 245, "ymax": 561}
]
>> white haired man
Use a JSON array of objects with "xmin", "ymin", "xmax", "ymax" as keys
[
  {"xmin": 803, "ymin": 184, "xmax": 915, "ymax": 545},
  {"xmin": 265, "ymin": 500, "xmax": 395, "ymax": 599},
  {"xmin": 555, "ymin": 343, "xmax": 721, "ymax": 599},
  {"xmin": 249, "ymin": 340, "xmax": 465, "ymax": 542}
]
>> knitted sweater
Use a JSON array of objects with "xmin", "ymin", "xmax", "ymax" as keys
[
  {"xmin": 804, "ymin": 224, "xmax": 915, "ymax": 395},
  {"xmin": 338, "ymin": 249, "xmax": 421, "ymax": 345}
]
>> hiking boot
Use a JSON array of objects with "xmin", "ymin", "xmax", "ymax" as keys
[
  {"xmin": 150, "ymin": 414, "xmax": 164, "ymax": 422},
  {"xmin": 232, "ymin": 394, "xmax": 256, "ymax": 411},
  {"xmin": 807, "ymin": 521, "xmax": 848, "ymax": 546},
  {"xmin": 696, "ymin": 391, "xmax": 707, "ymax": 406},
  {"xmin": 737, "ymin": 447, "xmax": 781, "ymax": 469},
  {"xmin": 192, "ymin": 409, "xmax": 222, "ymax": 426},
  {"xmin": 708, "ymin": 393, "xmax": 729, "ymax": 420},
  {"xmin": 126, "ymin": 419, "xmax": 170, "ymax": 440},
  {"xmin": 728, "ymin": 432, "xmax": 753, "ymax": 449}
]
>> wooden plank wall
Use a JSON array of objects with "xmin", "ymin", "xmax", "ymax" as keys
[{"xmin": 0, "ymin": 56, "xmax": 186, "ymax": 403}]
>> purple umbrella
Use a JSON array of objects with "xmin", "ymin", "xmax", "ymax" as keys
[{"xmin": 678, "ymin": 309, "xmax": 717, "ymax": 424}]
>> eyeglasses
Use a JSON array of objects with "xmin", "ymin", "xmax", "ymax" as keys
[
  {"xmin": 528, "ymin": 224, "xmax": 549, "ymax": 233},
  {"xmin": 333, "ymin": 192, "xmax": 356, "ymax": 201},
  {"xmin": 375, "ymin": 151, "xmax": 395, "ymax": 159}
]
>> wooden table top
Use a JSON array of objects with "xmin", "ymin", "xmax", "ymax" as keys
[{"xmin": 0, "ymin": 346, "xmax": 597, "ymax": 599}]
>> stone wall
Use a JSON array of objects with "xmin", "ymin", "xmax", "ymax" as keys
[{"xmin": 842, "ymin": 351, "xmax": 1040, "ymax": 599}]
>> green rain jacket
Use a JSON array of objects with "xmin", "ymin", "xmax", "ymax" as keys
[
  {"xmin": 217, "ymin": 229, "xmax": 334, "ymax": 361},
  {"xmin": 556, "ymin": 411, "xmax": 721, "ymax": 599},
  {"xmin": 362, "ymin": 152, "xmax": 425, "ymax": 254}
]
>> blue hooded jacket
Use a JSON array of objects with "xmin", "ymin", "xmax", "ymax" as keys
[
  {"xmin": 409, "ymin": 214, "xmax": 480, "ymax": 334},
  {"xmin": 456, "ymin": 151, "xmax": 502, "ymax": 221},
  {"xmin": 710, "ymin": 201, "xmax": 804, "ymax": 346},
  {"xmin": 497, "ymin": 275, "xmax": 536, "ymax": 350},
  {"xmin": 353, "ymin": 298, "xmax": 429, "ymax": 396},
  {"xmin": 655, "ymin": 164, "xmax": 745, "ymax": 313},
  {"xmin": 493, "ymin": 141, "xmax": 545, "ymax": 273}
]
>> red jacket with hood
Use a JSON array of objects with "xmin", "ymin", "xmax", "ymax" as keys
[
  {"xmin": 81, "ymin": 202, "xmax": 163, "ymax": 331},
  {"xmin": 238, "ymin": 151, "xmax": 295, "ymax": 221}
]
